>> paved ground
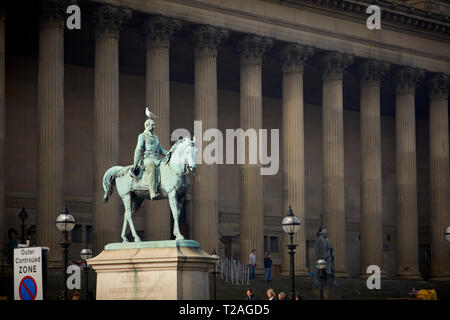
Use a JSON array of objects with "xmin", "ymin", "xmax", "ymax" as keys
[
  {"xmin": 213, "ymin": 274, "xmax": 450, "ymax": 300},
  {"xmin": 1, "ymin": 267, "xmax": 449, "ymax": 300}
]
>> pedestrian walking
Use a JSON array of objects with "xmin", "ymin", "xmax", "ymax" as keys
[
  {"xmin": 248, "ymin": 249, "xmax": 256, "ymax": 280},
  {"xmin": 264, "ymin": 253, "xmax": 272, "ymax": 282}
]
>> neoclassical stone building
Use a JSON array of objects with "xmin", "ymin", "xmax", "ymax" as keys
[{"xmin": 1, "ymin": 0, "xmax": 449, "ymax": 280}]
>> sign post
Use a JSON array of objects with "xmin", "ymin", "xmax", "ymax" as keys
[{"xmin": 14, "ymin": 247, "xmax": 48, "ymax": 300}]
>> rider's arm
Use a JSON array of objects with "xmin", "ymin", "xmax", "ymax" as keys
[
  {"xmin": 159, "ymin": 143, "xmax": 168, "ymax": 157},
  {"xmin": 133, "ymin": 134, "xmax": 145, "ymax": 166}
]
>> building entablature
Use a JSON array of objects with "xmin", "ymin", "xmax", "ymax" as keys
[{"xmin": 91, "ymin": 0, "xmax": 450, "ymax": 73}]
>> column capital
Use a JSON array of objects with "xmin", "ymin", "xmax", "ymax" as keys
[
  {"xmin": 142, "ymin": 14, "xmax": 181, "ymax": 49},
  {"xmin": 428, "ymin": 73, "xmax": 449, "ymax": 101},
  {"xmin": 280, "ymin": 43, "xmax": 314, "ymax": 74},
  {"xmin": 237, "ymin": 34, "xmax": 273, "ymax": 66},
  {"xmin": 39, "ymin": 0, "xmax": 69, "ymax": 30},
  {"xmin": 92, "ymin": 5, "xmax": 132, "ymax": 39},
  {"xmin": 320, "ymin": 51, "xmax": 353, "ymax": 81},
  {"xmin": 357, "ymin": 59, "xmax": 390, "ymax": 87},
  {"xmin": 192, "ymin": 25, "xmax": 229, "ymax": 58},
  {"xmin": 394, "ymin": 66, "xmax": 425, "ymax": 95}
]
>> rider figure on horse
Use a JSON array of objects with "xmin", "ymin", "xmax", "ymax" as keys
[{"xmin": 132, "ymin": 118, "xmax": 168, "ymax": 200}]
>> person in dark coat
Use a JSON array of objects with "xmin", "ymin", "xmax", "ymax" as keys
[
  {"xmin": 245, "ymin": 288, "xmax": 258, "ymax": 300},
  {"xmin": 264, "ymin": 253, "xmax": 272, "ymax": 282}
]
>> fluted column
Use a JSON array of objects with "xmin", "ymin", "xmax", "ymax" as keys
[
  {"xmin": 0, "ymin": 8, "xmax": 5, "ymax": 250},
  {"xmin": 92, "ymin": 5, "xmax": 130, "ymax": 253},
  {"xmin": 320, "ymin": 52, "xmax": 353, "ymax": 277},
  {"xmin": 36, "ymin": 1, "xmax": 65, "ymax": 266},
  {"xmin": 191, "ymin": 26, "xmax": 228, "ymax": 253},
  {"xmin": 394, "ymin": 67, "xmax": 424, "ymax": 279},
  {"xmin": 280, "ymin": 44, "xmax": 314, "ymax": 276},
  {"xmin": 357, "ymin": 60, "xmax": 390, "ymax": 276},
  {"xmin": 428, "ymin": 73, "xmax": 450, "ymax": 281},
  {"xmin": 238, "ymin": 35, "xmax": 272, "ymax": 273},
  {"xmin": 142, "ymin": 15, "xmax": 180, "ymax": 241}
]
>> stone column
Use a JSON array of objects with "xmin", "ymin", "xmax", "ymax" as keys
[
  {"xmin": 428, "ymin": 73, "xmax": 450, "ymax": 281},
  {"xmin": 394, "ymin": 67, "xmax": 424, "ymax": 280},
  {"xmin": 92, "ymin": 5, "xmax": 131, "ymax": 252},
  {"xmin": 280, "ymin": 44, "xmax": 314, "ymax": 276},
  {"xmin": 142, "ymin": 15, "xmax": 180, "ymax": 241},
  {"xmin": 357, "ymin": 60, "xmax": 390, "ymax": 276},
  {"xmin": 320, "ymin": 52, "xmax": 353, "ymax": 277},
  {"xmin": 36, "ymin": 1, "xmax": 65, "ymax": 266},
  {"xmin": 237, "ymin": 35, "xmax": 272, "ymax": 272},
  {"xmin": 0, "ymin": 8, "xmax": 5, "ymax": 250},
  {"xmin": 191, "ymin": 26, "xmax": 228, "ymax": 253}
]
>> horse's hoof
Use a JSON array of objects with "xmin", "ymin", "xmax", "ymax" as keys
[
  {"xmin": 122, "ymin": 238, "xmax": 129, "ymax": 243},
  {"xmin": 134, "ymin": 237, "xmax": 142, "ymax": 242},
  {"xmin": 175, "ymin": 235, "xmax": 185, "ymax": 240}
]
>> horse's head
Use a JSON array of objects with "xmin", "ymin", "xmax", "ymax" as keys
[
  {"xmin": 167, "ymin": 136, "xmax": 197, "ymax": 174},
  {"xmin": 184, "ymin": 136, "xmax": 197, "ymax": 173}
]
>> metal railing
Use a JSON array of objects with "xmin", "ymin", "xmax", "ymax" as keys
[{"xmin": 219, "ymin": 258, "xmax": 249, "ymax": 285}]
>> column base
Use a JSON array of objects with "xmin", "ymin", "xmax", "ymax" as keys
[
  {"xmin": 47, "ymin": 257, "xmax": 63, "ymax": 269},
  {"xmin": 334, "ymin": 270, "xmax": 351, "ymax": 278},
  {"xmin": 87, "ymin": 240, "xmax": 217, "ymax": 300},
  {"xmin": 279, "ymin": 268, "xmax": 310, "ymax": 277},
  {"xmin": 255, "ymin": 266, "xmax": 265, "ymax": 275},
  {"xmin": 395, "ymin": 271, "xmax": 423, "ymax": 280},
  {"xmin": 429, "ymin": 274, "xmax": 450, "ymax": 282},
  {"xmin": 359, "ymin": 269, "xmax": 388, "ymax": 279}
]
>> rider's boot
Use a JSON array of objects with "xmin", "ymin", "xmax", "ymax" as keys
[{"xmin": 148, "ymin": 170, "xmax": 159, "ymax": 200}]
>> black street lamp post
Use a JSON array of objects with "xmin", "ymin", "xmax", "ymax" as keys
[
  {"xmin": 18, "ymin": 207, "xmax": 28, "ymax": 244},
  {"xmin": 55, "ymin": 204, "xmax": 75, "ymax": 301},
  {"xmin": 446, "ymin": 226, "xmax": 450, "ymax": 254},
  {"xmin": 80, "ymin": 246, "xmax": 93, "ymax": 300},
  {"xmin": 211, "ymin": 249, "xmax": 219, "ymax": 300},
  {"xmin": 315, "ymin": 259, "xmax": 327, "ymax": 300},
  {"xmin": 281, "ymin": 205, "xmax": 301, "ymax": 300}
]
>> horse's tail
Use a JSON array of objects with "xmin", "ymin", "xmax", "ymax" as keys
[{"xmin": 103, "ymin": 166, "xmax": 123, "ymax": 203}]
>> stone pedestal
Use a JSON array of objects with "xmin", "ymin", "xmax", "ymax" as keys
[{"xmin": 87, "ymin": 240, "xmax": 217, "ymax": 300}]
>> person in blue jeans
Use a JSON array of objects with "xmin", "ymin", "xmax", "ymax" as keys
[
  {"xmin": 248, "ymin": 249, "xmax": 256, "ymax": 280},
  {"xmin": 264, "ymin": 253, "xmax": 272, "ymax": 282}
]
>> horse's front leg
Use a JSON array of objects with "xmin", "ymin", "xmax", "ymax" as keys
[
  {"xmin": 168, "ymin": 191, "xmax": 184, "ymax": 240},
  {"xmin": 121, "ymin": 217, "xmax": 129, "ymax": 243},
  {"xmin": 123, "ymin": 194, "xmax": 141, "ymax": 242}
]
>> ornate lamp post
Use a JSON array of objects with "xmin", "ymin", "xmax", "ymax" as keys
[
  {"xmin": 55, "ymin": 204, "xmax": 75, "ymax": 300},
  {"xmin": 315, "ymin": 259, "xmax": 327, "ymax": 300},
  {"xmin": 211, "ymin": 249, "xmax": 219, "ymax": 300},
  {"xmin": 18, "ymin": 207, "xmax": 28, "ymax": 244},
  {"xmin": 281, "ymin": 205, "xmax": 301, "ymax": 300},
  {"xmin": 80, "ymin": 246, "xmax": 93, "ymax": 300},
  {"xmin": 445, "ymin": 226, "xmax": 450, "ymax": 243}
]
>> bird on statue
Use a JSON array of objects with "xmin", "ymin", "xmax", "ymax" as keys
[{"xmin": 145, "ymin": 107, "xmax": 157, "ymax": 119}]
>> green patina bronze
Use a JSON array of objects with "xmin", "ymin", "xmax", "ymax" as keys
[
  {"xmin": 105, "ymin": 239, "xmax": 201, "ymax": 250},
  {"xmin": 102, "ymin": 116, "xmax": 198, "ymax": 243}
]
